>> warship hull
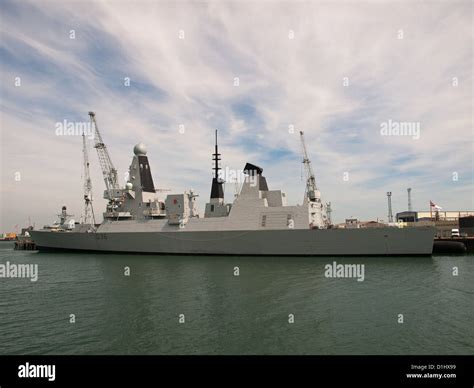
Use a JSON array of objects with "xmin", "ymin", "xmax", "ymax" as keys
[
  {"xmin": 30, "ymin": 128, "xmax": 436, "ymax": 256},
  {"xmin": 30, "ymin": 226, "xmax": 435, "ymax": 256}
]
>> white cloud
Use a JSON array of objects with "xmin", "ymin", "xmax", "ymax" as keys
[{"xmin": 0, "ymin": 0, "xmax": 472, "ymax": 231}]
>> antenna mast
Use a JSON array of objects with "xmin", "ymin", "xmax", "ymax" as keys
[
  {"xmin": 210, "ymin": 129, "xmax": 224, "ymax": 202},
  {"xmin": 213, "ymin": 130, "xmax": 220, "ymax": 179}
]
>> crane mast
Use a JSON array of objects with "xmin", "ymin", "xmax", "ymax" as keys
[
  {"xmin": 299, "ymin": 131, "xmax": 329, "ymax": 229},
  {"xmin": 82, "ymin": 132, "xmax": 95, "ymax": 225},
  {"xmin": 89, "ymin": 112, "xmax": 120, "ymax": 201},
  {"xmin": 299, "ymin": 131, "xmax": 319, "ymax": 201}
]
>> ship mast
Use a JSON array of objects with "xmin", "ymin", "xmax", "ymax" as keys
[
  {"xmin": 82, "ymin": 131, "xmax": 95, "ymax": 225},
  {"xmin": 210, "ymin": 129, "xmax": 224, "ymax": 202}
]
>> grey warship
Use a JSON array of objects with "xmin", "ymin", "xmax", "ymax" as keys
[{"xmin": 30, "ymin": 113, "xmax": 435, "ymax": 255}]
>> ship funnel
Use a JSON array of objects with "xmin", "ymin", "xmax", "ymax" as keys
[
  {"xmin": 243, "ymin": 163, "xmax": 263, "ymax": 176},
  {"xmin": 243, "ymin": 162, "xmax": 268, "ymax": 191}
]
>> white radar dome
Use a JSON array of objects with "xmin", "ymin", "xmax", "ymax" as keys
[{"xmin": 133, "ymin": 143, "xmax": 147, "ymax": 156}]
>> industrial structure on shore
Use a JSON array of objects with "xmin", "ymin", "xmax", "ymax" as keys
[{"xmin": 394, "ymin": 189, "xmax": 474, "ymax": 238}]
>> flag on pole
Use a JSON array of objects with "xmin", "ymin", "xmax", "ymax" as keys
[{"xmin": 430, "ymin": 201, "xmax": 442, "ymax": 210}]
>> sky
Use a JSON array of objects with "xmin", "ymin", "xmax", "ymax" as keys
[{"xmin": 0, "ymin": 0, "xmax": 473, "ymax": 231}]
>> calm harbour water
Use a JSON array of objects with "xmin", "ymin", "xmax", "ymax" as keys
[{"xmin": 0, "ymin": 241, "xmax": 473, "ymax": 355}]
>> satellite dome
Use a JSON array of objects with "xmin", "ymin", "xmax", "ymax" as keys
[
  {"xmin": 133, "ymin": 143, "xmax": 147, "ymax": 156},
  {"xmin": 125, "ymin": 182, "xmax": 133, "ymax": 190}
]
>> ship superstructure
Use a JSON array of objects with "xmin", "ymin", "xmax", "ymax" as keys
[{"xmin": 30, "ymin": 113, "xmax": 436, "ymax": 256}]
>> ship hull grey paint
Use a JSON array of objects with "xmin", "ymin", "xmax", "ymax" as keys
[
  {"xmin": 30, "ymin": 226, "xmax": 435, "ymax": 256},
  {"xmin": 30, "ymin": 136, "xmax": 436, "ymax": 256}
]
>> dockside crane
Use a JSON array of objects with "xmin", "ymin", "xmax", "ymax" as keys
[
  {"xmin": 82, "ymin": 131, "xmax": 96, "ymax": 225},
  {"xmin": 299, "ymin": 131, "xmax": 329, "ymax": 228},
  {"xmin": 299, "ymin": 131, "xmax": 320, "ymax": 203},
  {"xmin": 88, "ymin": 112, "xmax": 121, "ymax": 207}
]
